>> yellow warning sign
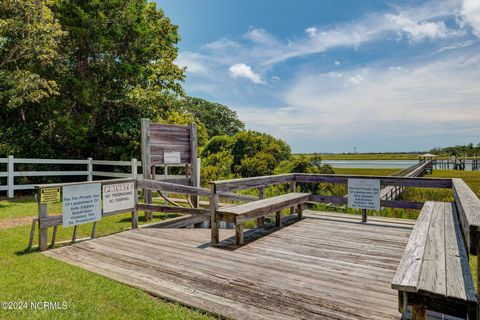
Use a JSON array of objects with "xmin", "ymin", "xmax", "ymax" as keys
[{"xmin": 40, "ymin": 187, "xmax": 61, "ymax": 204}]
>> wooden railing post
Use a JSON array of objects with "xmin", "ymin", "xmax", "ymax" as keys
[
  {"xmin": 290, "ymin": 181, "xmax": 297, "ymax": 215},
  {"xmin": 210, "ymin": 184, "xmax": 219, "ymax": 244},
  {"xmin": 7, "ymin": 155, "xmax": 14, "ymax": 198},
  {"xmin": 361, "ymin": 209, "xmax": 367, "ymax": 223},
  {"xmin": 257, "ymin": 187, "xmax": 266, "ymax": 226},
  {"xmin": 190, "ymin": 123, "xmax": 199, "ymax": 208},
  {"xmin": 37, "ymin": 188, "xmax": 48, "ymax": 251},
  {"xmin": 132, "ymin": 179, "xmax": 139, "ymax": 229},
  {"xmin": 411, "ymin": 304, "xmax": 426, "ymax": 320},
  {"xmin": 477, "ymin": 235, "xmax": 480, "ymax": 303}
]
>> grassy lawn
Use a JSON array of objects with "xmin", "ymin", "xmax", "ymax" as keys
[
  {"xmin": 333, "ymin": 168, "xmax": 399, "ymax": 176},
  {"xmin": 0, "ymin": 197, "xmax": 63, "ymax": 220},
  {"xmin": 0, "ymin": 205, "xmax": 213, "ymax": 320},
  {"xmin": 317, "ymin": 153, "xmax": 420, "ymax": 160}
]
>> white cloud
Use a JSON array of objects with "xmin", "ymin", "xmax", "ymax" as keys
[
  {"xmin": 245, "ymin": 27, "xmax": 278, "ymax": 45},
  {"xmin": 334, "ymin": 60, "xmax": 341, "ymax": 66},
  {"xmin": 436, "ymin": 40, "xmax": 476, "ymax": 53},
  {"xmin": 462, "ymin": 0, "xmax": 480, "ymax": 36},
  {"xmin": 386, "ymin": 14, "xmax": 450, "ymax": 41},
  {"xmin": 305, "ymin": 27, "xmax": 317, "ymax": 37},
  {"xmin": 235, "ymin": 53, "xmax": 480, "ymax": 151},
  {"xmin": 205, "ymin": 38, "xmax": 241, "ymax": 51},
  {"xmin": 228, "ymin": 63, "xmax": 264, "ymax": 84},
  {"xmin": 175, "ymin": 52, "xmax": 208, "ymax": 74},
  {"xmin": 348, "ymin": 74, "xmax": 365, "ymax": 85}
]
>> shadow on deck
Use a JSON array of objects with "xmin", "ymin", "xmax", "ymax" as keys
[{"xmin": 45, "ymin": 210, "xmax": 416, "ymax": 320}]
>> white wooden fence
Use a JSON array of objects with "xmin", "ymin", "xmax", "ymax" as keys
[{"xmin": 0, "ymin": 155, "xmax": 200, "ymax": 198}]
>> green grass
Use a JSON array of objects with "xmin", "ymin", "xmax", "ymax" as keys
[
  {"xmin": 333, "ymin": 168, "xmax": 400, "ymax": 176},
  {"xmin": 0, "ymin": 197, "xmax": 63, "ymax": 220},
  {"xmin": 317, "ymin": 153, "xmax": 420, "ymax": 160},
  {"xmin": 0, "ymin": 208, "xmax": 213, "ymax": 320}
]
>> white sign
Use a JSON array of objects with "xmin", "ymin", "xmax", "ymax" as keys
[
  {"xmin": 164, "ymin": 151, "xmax": 181, "ymax": 164},
  {"xmin": 348, "ymin": 178, "xmax": 381, "ymax": 211},
  {"xmin": 102, "ymin": 182, "xmax": 135, "ymax": 213},
  {"xmin": 62, "ymin": 183, "xmax": 101, "ymax": 227}
]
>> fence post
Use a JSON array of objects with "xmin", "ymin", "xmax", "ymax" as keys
[
  {"xmin": 87, "ymin": 157, "xmax": 93, "ymax": 181},
  {"xmin": 131, "ymin": 158, "xmax": 138, "ymax": 179},
  {"xmin": 196, "ymin": 158, "xmax": 201, "ymax": 187},
  {"xmin": 7, "ymin": 155, "xmax": 14, "ymax": 198}
]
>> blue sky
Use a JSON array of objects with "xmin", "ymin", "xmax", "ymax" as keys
[{"xmin": 157, "ymin": 0, "xmax": 480, "ymax": 153}]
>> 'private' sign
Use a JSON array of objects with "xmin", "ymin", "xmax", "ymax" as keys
[{"xmin": 102, "ymin": 182, "xmax": 135, "ymax": 213}]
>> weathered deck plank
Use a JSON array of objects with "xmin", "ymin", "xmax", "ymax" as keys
[{"xmin": 45, "ymin": 210, "xmax": 412, "ymax": 320}]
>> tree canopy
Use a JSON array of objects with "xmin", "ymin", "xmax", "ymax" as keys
[
  {"xmin": 0, "ymin": 0, "xmax": 185, "ymax": 159},
  {"xmin": 174, "ymin": 97, "xmax": 244, "ymax": 137},
  {"xmin": 0, "ymin": 0, "xmax": 334, "ymax": 186}
]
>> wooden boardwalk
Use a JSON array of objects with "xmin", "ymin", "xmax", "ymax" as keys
[{"xmin": 45, "ymin": 211, "xmax": 415, "ymax": 320}]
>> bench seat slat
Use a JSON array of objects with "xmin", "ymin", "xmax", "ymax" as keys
[
  {"xmin": 217, "ymin": 192, "xmax": 310, "ymax": 216},
  {"xmin": 393, "ymin": 201, "xmax": 477, "ymax": 306},
  {"xmin": 418, "ymin": 202, "xmax": 446, "ymax": 296},
  {"xmin": 392, "ymin": 201, "xmax": 435, "ymax": 292},
  {"xmin": 445, "ymin": 202, "xmax": 477, "ymax": 303}
]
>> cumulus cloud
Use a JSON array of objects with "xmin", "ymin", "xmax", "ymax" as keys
[
  {"xmin": 228, "ymin": 63, "xmax": 264, "ymax": 84},
  {"xmin": 462, "ymin": 0, "xmax": 480, "ymax": 36}
]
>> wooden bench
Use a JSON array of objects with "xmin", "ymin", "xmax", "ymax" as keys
[
  {"xmin": 392, "ymin": 201, "xmax": 478, "ymax": 320},
  {"xmin": 211, "ymin": 192, "xmax": 311, "ymax": 245}
]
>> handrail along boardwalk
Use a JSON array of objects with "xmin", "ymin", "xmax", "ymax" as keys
[{"xmin": 35, "ymin": 172, "xmax": 480, "ymax": 320}]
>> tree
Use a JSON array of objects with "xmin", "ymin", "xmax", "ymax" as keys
[
  {"xmin": 0, "ymin": 0, "xmax": 186, "ymax": 159},
  {"xmin": 200, "ymin": 130, "xmax": 292, "ymax": 180},
  {"xmin": 52, "ymin": 0, "xmax": 185, "ymax": 158},
  {"xmin": 231, "ymin": 130, "xmax": 291, "ymax": 171},
  {"xmin": 201, "ymin": 135, "xmax": 234, "ymax": 157},
  {"xmin": 274, "ymin": 154, "xmax": 334, "ymax": 175},
  {"xmin": 275, "ymin": 154, "xmax": 334, "ymax": 194},
  {"xmin": 0, "ymin": 0, "xmax": 64, "ymax": 118},
  {"xmin": 174, "ymin": 96, "xmax": 244, "ymax": 137}
]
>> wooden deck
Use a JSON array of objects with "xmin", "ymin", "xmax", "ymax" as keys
[{"xmin": 45, "ymin": 210, "xmax": 416, "ymax": 320}]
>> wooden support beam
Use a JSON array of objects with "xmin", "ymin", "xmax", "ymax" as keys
[
  {"xmin": 298, "ymin": 204, "xmax": 303, "ymax": 220},
  {"xmin": 91, "ymin": 222, "xmax": 97, "ymax": 239},
  {"xmin": 72, "ymin": 225, "xmax": 78, "ymax": 244},
  {"xmin": 477, "ymin": 242, "xmax": 480, "ymax": 303},
  {"xmin": 235, "ymin": 223, "xmax": 244, "ymax": 245},
  {"xmin": 275, "ymin": 211, "xmax": 282, "ymax": 227},
  {"xmin": 256, "ymin": 187, "xmax": 266, "ymax": 227},
  {"xmin": 361, "ymin": 209, "xmax": 367, "ymax": 223},
  {"xmin": 51, "ymin": 225, "xmax": 58, "ymax": 247},
  {"xmin": 210, "ymin": 184, "xmax": 219, "ymax": 244},
  {"xmin": 411, "ymin": 305, "xmax": 426, "ymax": 320},
  {"xmin": 38, "ymin": 202, "xmax": 48, "ymax": 251},
  {"xmin": 190, "ymin": 123, "xmax": 199, "ymax": 208},
  {"xmin": 290, "ymin": 181, "xmax": 296, "ymax": 215}
]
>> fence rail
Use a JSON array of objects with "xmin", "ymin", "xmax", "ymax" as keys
[{"xmin": 0, "ymin": 155, "xmax": 199, "ymax": 198}]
